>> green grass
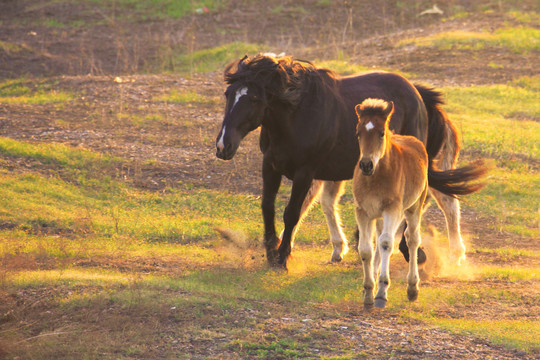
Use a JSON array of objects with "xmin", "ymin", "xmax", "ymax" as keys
[
  {"xmin": 441, "ymin": 77, "xmax": 539, "ymax": 237},
  {"xmin": 432, "ymin": 319, "xmax": 538, "ymax": 353},
  {"xmin": 0, "ymin": 137, "xmax": 117, "ymax": 170},
  {"xmin": 400, "ymin": 26, "xmax": 540, "ymax": 54},
  {"xmin": 88, "ymin": 0, "xmax": 228, "ymax": 19},
  {"xmin": 315, "ymin": 60, "xmax": 371, "ymax": 76},
  {"xmin": 155, "ymin": 89, "xmax": 219, "ymax": 104},
  {"xmin": 0, "ymin": 40, "xmax": 24, "ymax": 54},
  {"xmin": 0, "ymin": 79, "xmax": 73, "ymax": 104},
  {"xmin": 173, "ymin": 42, "xmax": 266, "ymax": 74}
]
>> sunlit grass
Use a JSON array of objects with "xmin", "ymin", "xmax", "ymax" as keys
[
  {"xmin": 0, "ymin": 137, "xmax": 118, "ymax": 169},
  {"xmin": 431, "ymin": 319, "xmax": 539, "ymax": 353},
  {"xmin": 174, "ymin": 42, "xmax": 267, "ymax": 74},
  {"xmin": 95, "ymin": 0, "xmax": 228, "ymax": 19},
  {"xmin": 155, "ymin": 89, "xmax": 219, "ymax": 104},
  {"xmin": 399, "ymin": 26, "xmax": 540, "ymax": 54},
  {"xmin": 441, "ymin": 78, "xmax": 540, "ymax": 237},
  {"xmin": 0, "ymin": 89, "xmax": 72, "ymax": 104},
  {"xmin": 3, "ymin": 244, "xmax": 537, "ymax": 353},
  {"xmin": 0, "ymin": 79, "xmax": 73, "ymax": 104},
  {"xmin": 314, "ymin": 60, "xmax": 371, "ymax": 76}
]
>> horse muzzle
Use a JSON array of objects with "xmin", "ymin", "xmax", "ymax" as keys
[
  {"xmin": 359, "ymin": 160, "xmax": 374, "ymax": 176},
  {"xmin": 216, "ymin": 141, "xmax": 238, "ymax": 160}
]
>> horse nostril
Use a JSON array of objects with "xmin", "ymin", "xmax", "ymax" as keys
[
  {"xmin": 359, "ymin": 160, "xmax": 373, "ymax": 174},
  {"xmin": 366, "ymin": 161, "xmax": 373, "ymax": 171}
]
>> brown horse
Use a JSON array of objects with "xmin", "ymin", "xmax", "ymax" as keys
[{"xmin": 353, "ymin": 99, "xmax": 486, "ymax": 308}]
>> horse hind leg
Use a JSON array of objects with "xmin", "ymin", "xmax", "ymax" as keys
[
  {"xmin": 404, "ymin": 188, "xmax": 428, "ymax": 302},
  {"xmin": 432, "ymin": 189, "xmax": 466, "ymax": 265},
  {"xmin": 320, "ymin": 181, "xmax": 349, "ymax": 262},
  {"xmin": 433, "ymin": 122, "xmax": 466, "ymax": 265}
]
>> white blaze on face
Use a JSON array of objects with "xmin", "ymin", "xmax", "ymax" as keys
[
  {"xmin": 232, "ymin": 87, "xmax": 248, "ymax": 110},
  {"xmin": 217, "ymin": 126, "xmax": 226, "ymax": 151},
  {"xmin": 365, "ymin": 122, "xmax": 374, "ymax": 131}
]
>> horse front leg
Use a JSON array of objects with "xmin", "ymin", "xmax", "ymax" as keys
[
  {"xmin": 374, "ymin": 209, "xmax": 402, "ymax": 308},
  {"xmin": 355, "ymin": 208, "xmax": 376, "ymax": 308},
  {"xmin": 262, "ymin": 159, "xmax": 282, "ymax": 266},
  {"xmin": 278, "ymin": 169, "xmax": 314, "ymax": 269},
  {"xmin": 279, "ymin": 180, "xmax": 324, "ymax": 249}
]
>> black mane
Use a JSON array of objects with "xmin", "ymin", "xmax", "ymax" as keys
[{"xmin": 224, "ymin": 54, "xmax": 342, "ymax": 107}]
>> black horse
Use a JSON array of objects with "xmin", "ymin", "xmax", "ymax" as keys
[{"xmin": 216, "ymin": 54, "xmax": 484, "ymax": 269}]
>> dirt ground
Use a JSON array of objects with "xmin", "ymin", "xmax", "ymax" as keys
[{"xmin": 0, "ymin": 0, "xmax": 538, "ymax": 358}]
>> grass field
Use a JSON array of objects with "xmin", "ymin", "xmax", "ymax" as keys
[{"xmin": 0, "ymin": 0, "xmax": 538, "ymax": 359}]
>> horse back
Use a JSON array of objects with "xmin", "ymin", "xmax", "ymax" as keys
[{"xmin": 340, "ymin": 72, "xmax": 429, "ymax": 143}]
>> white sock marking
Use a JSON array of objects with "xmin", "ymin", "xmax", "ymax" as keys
[
  {"xmin": 217, "ymin": 126, "xmax": 226, "ymax": 151},
  {"xmin": 365, "ymin": 122, "xmax": 374, "ymax": 131}
]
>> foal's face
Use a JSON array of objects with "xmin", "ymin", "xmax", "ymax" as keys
[
  {"xmin": 355, "ymin": 113, "xmax": 387, "ymax": 176},
  {"xmin": 216, "ymin": 83, "xmax": 266, "ymax": 160}
]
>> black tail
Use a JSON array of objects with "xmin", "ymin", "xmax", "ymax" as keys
[
  {"xmin": 415, "ymin": 84, "xmax": 489, "ymax": 198},
  {"xmin": 414, "ymin": 84, "xmax": 460, "ymax": 163},
  {"xmin": 428, "ymin": 161, "xmax": 489, "ymax": 198}
]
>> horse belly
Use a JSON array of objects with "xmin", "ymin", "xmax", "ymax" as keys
[
  {"xmin": 313, "ymin": 143, "xmax": 359, "ymax": 181},
  {"xmin": 315, "ymin": 161, "xmax": 355, "ymax": 181}
]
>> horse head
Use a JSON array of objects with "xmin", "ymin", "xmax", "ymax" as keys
[
  {"xmin": 354, "ymin": 99, "xmax": 394, "ymax": 176},
  {"xmin": 216, "ymin": 54, "xmax": 309, "ymax": 160}
]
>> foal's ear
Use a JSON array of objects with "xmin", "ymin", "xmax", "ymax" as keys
[
  {"xmin": 354, "ymin": 104, "xmax": 363, "ymax": 121},
  {"xmin": 385, "ymin": 101, "xmax": 395, "ymax": 119}
]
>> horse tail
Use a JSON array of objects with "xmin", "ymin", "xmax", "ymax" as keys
[
  {"xmin": 427, "ymin": 160, "xmax": 489, "ymax": 197},
  {"xmin": 415, "ymin": 84, "xmax": 461, "ymax": 168},
  {"xmin": 415, "ymin": 84, "xmax": 489, "ymax": 197}
]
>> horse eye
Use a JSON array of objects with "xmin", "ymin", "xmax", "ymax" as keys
[{"xmin": 379, "ymin": 131, "xmax": 385, "ymax": 138}]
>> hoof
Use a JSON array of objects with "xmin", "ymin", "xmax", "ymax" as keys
[
  {"xmin": 266, "ymin": 249, "xmax": 279, "ymax": 266},
  {"xmin": 417, "ymin": 247, "xmax": 427, "ymax": 265},
  {"xmin": 363, "ymin": 302, "xmax": 374, "ymax": 311},
  {"xmin": 407, "ymin": 288, "xmax": 418, "ymax": 302},
  {"xmin": 330, "ymin": 255, "xmax": 343, "ymax": 263},
  {"xmin": 374, "ymin": 297, "xmax": 387, "ymax": 308}
]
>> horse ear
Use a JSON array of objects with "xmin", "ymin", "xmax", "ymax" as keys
[
  {"xmin": 385, "ymin": 101, "xmax": 395, "ymax": 119},
  {"xmin": 354, "ymin": 104, "xmax": 363, "ymax": 120},
  {"xmin": 237, "ymin": 55, "xmax": 249, "ymax": 70}
]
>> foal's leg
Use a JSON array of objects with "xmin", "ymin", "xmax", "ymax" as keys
[
  {"xmin": 404, "ymin": 188, "xmax": 428, "ymax": 302},
  {"xmin": 374, "ymin": 209, "xmax": 402, "ymax": 308},
  {"xmin": 432, "ymin": 189, "xmax": 466, "ymax": 265},
  {"xmin": 321, "ymin": 181, "xmax": 349, "ymax": 262},
  {"xmin": 355, "ymin": 207, "xmax": 376, "ymax": 307}
]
